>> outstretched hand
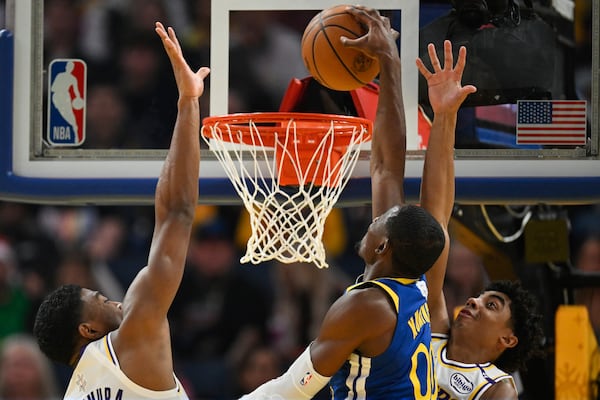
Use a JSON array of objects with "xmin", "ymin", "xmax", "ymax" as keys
[
  {"xmin": 155, "ymin": 22, "xmax": 210, "ymax": 99},
  {"xmin": 416, "ymin": 40, "xmax": 477, "ymax": 115}
]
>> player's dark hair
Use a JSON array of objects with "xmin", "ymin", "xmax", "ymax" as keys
[
  {"xmin": 33, "ymin": 284, "xmax": 84, "ymax": 365},
  {"xmin": 386, "ymin": 204, "xmax": 446, "ymax": 278},
  {"xmin": 486, "ymin": 280, "xmax": 545, "ymax": 372}
]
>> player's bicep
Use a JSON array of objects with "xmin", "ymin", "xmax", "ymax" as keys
[
  {"xmin": 423, "ymin": 226, "xmax": 452, "ymax": 334},
  {"xmin": 309, "ymin": 294, "xmax": 377, "ymax": 376}
]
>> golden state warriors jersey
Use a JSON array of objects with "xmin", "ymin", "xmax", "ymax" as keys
[
  {"xmin": 64, "ymin": 332, "xmax": 188, "ymax": 400},
  {"xmin": 432, "ymin": 334, "xmax": 516, "ymax": 400},
  {"xmin": 329, "ymin": 277, "xmax": 436, "ymax": 399}
]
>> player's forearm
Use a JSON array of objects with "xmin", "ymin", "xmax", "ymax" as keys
[
  {"xmin": 422, "ymin": 111, "xmax": 456, "ymax": 321},
  {"xmin": 371, "ymin": 53, "xmax": 406, "ymax": 176},
  {"xmin": 420, "ymin": 111, "xmax": 456, "ymax": 224},
  {"xmin": 155, "ymin": 97, "xmax": 201, "ymax": 219}
]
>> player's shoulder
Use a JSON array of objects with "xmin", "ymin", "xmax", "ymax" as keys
[
  {"xmin": 337, "ymin": 282, "xmax": 398, "ymax": 318},
  {"xmin": 479, "ymin": 377, "xmax": 518, "ymax": 400},
  {"xmin": 323, "ymin": 284, "xmax": 396, "ymax": 339}
]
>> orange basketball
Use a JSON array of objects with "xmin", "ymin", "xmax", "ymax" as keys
[{"xmin": 301, "ymin": 5, "xmax": 379, "ymax": 91}]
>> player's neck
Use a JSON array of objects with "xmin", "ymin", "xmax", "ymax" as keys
[
  {"xmin": 69, "ymin": 341, "xmax": 89, "ymax": 367},
  {"xmin": 447, "ymin": 334, "xmax": 499, "ymax": 365}
]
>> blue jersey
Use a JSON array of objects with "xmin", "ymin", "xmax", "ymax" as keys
[{"xmin": 329, "ymin": 277, "xmax": 436, "ymax": 399}]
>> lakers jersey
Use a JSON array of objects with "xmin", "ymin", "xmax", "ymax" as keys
[
  {"xmin": 329, "ymin": 277, "xmax": 436, "ymax": 399},
  {"xmin": 64, "ymin": 332, "xmax": 188, "ymax": 400},
  {"xmin": 432, "ymin": 334, "xmax": 516, "ymax": 400}
]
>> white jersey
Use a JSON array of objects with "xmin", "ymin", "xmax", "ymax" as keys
[
  {"xmin": 64, "ymin": 332, "xmax": 188, "ymax": 400},
  {"xmin": 432, "ymin": 333, "xmax": 516, "ymax": 400}
]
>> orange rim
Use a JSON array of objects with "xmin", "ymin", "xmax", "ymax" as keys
[
  {"xmin": 201, "ymin": 112, "xmax": 372, "ymax": 147},
  {"xmin": 201, "ymin": 112, "xmax": 372, "ymax": 187}
]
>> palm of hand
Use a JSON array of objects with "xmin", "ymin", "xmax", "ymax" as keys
[
  {"xmin": 175, "ymin": 67, "xmax": 205, "ymax": 98},
  {"xmin": 428, "ymin": 74, "xmax": 464, "ymax": 114}
]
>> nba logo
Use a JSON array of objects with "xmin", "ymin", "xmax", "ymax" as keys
[{"xmin": 47, "ymin": 59, "xmax": 87, "ymax": 146}]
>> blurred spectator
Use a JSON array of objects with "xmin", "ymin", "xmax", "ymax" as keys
[
  {"xmin": 37, "ymin": 206, "xmax": 125, "ymax": 299},
  {"xmin": 0, "ymin": 203, "xmax": 60, "ymax": 331},
  {"xmin": 53, "ymin": 250, "xmax": 97, "ymax": 289},
  {"xmin": 569, "ymin": 206, "xmax": 600, "ymax": 336},
  {"xmin": 44, "ymin": 0, "xmax": 84, "ymax": 62},
  {"xmin": 82, "ymin": 83, "xmax": 131, "ymax": 149},
  {"xmin": 572, "ymin": 233, "xmax": 600, "ymax": 337},
  {"xmin": 0, "ymin": 334, "xmax": 60, "ymax": 399},
  {"xmin": 230, "ymin": 11, "xmax": 307, "ymax": 104},
  {"xmin": 232, "ymin": 346, "xmax": 283, "ymax": 398},
  {"xmin": 0, "ymin": 240, "xmax": 30, "ymax": 341},
  {"xmin": 53, "ymin": 250, "xmax": 123, "ymax": 302},
  {"xmin": 121, "ymin": 0, "xmax": 170, "ymax": 37},
  {"xmin": 37, "ymin": 206, "xmax": 98, "ymax": 252},
  {"xmin": 268, "ymin": 262, "xmax": 350, "ymax": 364},
  {"xmin": 181, "ymin": 0, "xmax": 211, "ymax": 51},
  {"xmin": 169, "ymin": 216, "xmax": 272, "ymax": 397},
  {"xmin": 78, "ymin": 0, "xmax": 125, "ymax": 64},
  {"xmin": 334, "ymin": 206, "xmax": 374, "ymax": 278},
  {"xmin": 79, "ymin": 0, "xmax": 186, "ymax": 60},
  {"xmin": 228, "ymin": 11, "xmax": 306, "ymax": 112},
  {"xmin": 574, "ymin": 0, "xmax": 592, "ymax": 103},
  {"xmin": 117, "ymin": 31, "xmax": 178, "ymax": 148},
  {"xmin": 83, "ymin": 212, "xmax": 127, "ymax": 299},
  {"xmin": 443, "ymin": 240, "xmax": 490, "ymax": 318}
]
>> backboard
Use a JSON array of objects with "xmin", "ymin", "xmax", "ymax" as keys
[{"xmin": 1, "ymin": 0, "xmax": 599, "ymax": 205}]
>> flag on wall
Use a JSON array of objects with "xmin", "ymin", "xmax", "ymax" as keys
[{"xmin": 516, "ymin": 100, "xmax": 587, "ymax": 145}]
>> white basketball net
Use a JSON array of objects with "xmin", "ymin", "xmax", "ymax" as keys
[{"xmin": 201, "ymin": 115, "xmax": 370, "ymax": 269}]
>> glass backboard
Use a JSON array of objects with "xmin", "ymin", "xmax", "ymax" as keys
[{"xmin": 0, "ymin": 0, "xmax": 599, "ymax": 205}]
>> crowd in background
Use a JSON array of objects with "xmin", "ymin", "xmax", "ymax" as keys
[
  {"xmin": 0, "ymin": 0, "xmax": 598, "ymax": 398},
  {"xmin": 0, "ymin": 201, "xmax": 377, "ymax": 398},
  {"xmin": 1, "ymin": 200, "xmax": 599, "ymax": 398}
]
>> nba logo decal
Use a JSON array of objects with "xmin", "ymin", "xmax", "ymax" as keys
[{"xmin": 47, "ymin": 59, "xmax": 86, "ymax": 146}]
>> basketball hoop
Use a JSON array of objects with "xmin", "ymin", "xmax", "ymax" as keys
[{"xmin": 201, "ymin": 112, "xmax": 372, "ymax": 269}]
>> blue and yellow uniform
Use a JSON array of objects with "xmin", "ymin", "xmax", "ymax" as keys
[{"xmin": 329, "ymin": 277, "xmax": 436, "ymax": 399}]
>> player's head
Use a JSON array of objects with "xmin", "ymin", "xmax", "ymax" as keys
[
  {"xmin": 452, "ymin": 280, "xmax": 545, "ymax": 372},
  {"xmin": 359, "ymin": 204, "xmax": 446, "ymax": 278},
  {"xmin": 33, "ymin": 284, "xmax": 123, "ymax": 365},
  {"xmin": 484, "ymin": 280, "xmax": 545, "ymax": 372}
]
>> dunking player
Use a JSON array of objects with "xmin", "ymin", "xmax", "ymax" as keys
[
  {"xmin": 33, "ymin": 23, "xmax": 209, "ymax": 399},
  {"xmin": 239, "ymin": 6, "xmax": 471, "ymax": 399},
  {"xmin": 417, "ymin": 41, "xmax": 546, "ymax": 399}
]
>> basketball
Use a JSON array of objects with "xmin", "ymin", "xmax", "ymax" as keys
[{"xmin": 301, "ymin": 5, "xmax": 379, "ymax": 91}]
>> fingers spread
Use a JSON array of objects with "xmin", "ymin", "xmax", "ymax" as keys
[
  {"xmin": 443, "ymin": 40, "xmax": 453, "ymax": 71},
  {"xmin": 428, "ymin": 43, "xmax": 441, "ymax": 71},
  {"xmin": 416, "ymin": 57, "xmax": 432, "ymax": 79},
  {"xmin": 454, "ymin": 46, "xmax": 467, "ymax": 76}
]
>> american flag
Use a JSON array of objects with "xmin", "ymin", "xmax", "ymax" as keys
[{"xmin": 516, "ymin": 100, "xmax": 587, "ymax": 145}]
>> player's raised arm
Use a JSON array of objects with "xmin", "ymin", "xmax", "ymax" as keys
[
  {"xmin": 417, "ymin": 40, "xmax": 476, "ymax": 332},
  {"xmin": 33, "ymin": 22, "xmax": 210, "ymax": 397},
  {"xmin": 342, "ymin": 6, "xmax": 405, "ymax": 217},
  {"xmin": 119, "ymin": 23, "xmax": 210, "ymax": 332}
]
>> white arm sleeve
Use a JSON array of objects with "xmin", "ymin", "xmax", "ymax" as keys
[{"xmin": 238, "ymin": 346, "xmax": 330, "ymax": 400}]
